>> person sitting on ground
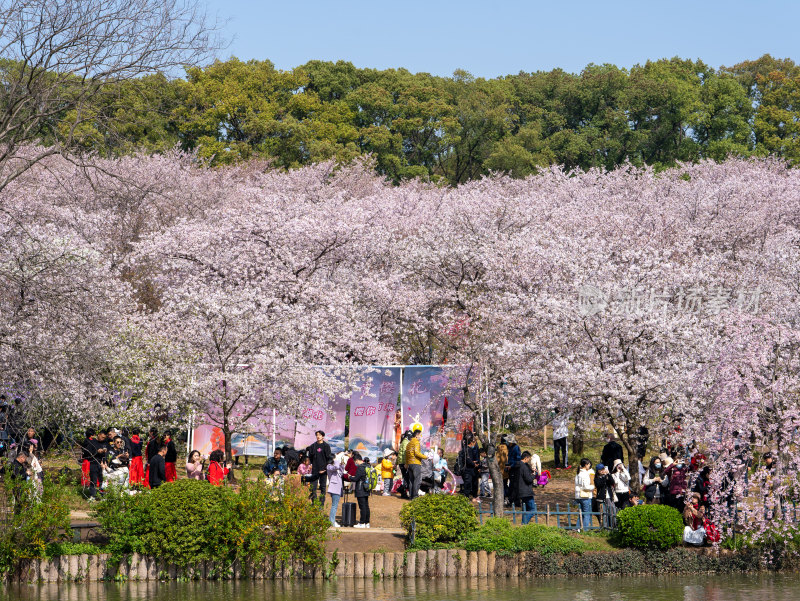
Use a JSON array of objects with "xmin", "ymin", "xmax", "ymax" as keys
[
  {"xmin": 518, "ymin": 451, "xmax": 537, "ymax": 524},
  {"xmin": 352, "ymin": 452, "xmax": 371, "ymax": 529},
  {"xmin": 380, "ymin": 449, "xmax": 395, "ymax": 496},
  {"xmin": 643, "ymin": 456, "xmax": 669, "ymax": 504},
  {"xmin": 682, "ymin": 492, "xmax": 706, "ymax": 546},
  {"xmin": 612, "ymin": 459, "xmax": 631, "ymax": 508},
  {"xmin": 148, "ymin": 444, "xmax": 168, "ymax": 489},
  {"xmin": 207, "ymin": 449, "xmax": 230, "ymax": 486},
  {"xmin": 104, "ymin": 436, "xmax": 131, "ymax": 489},
  {"xmin": 263, "ymin": 448, "xmax": 288, "ymax": 477},
  {"xmin": 418, "ymin": 451, "xmax": 435, "ymax": 495},
  {"xmin": 186, "ymin": 450, "xmax": 205, "ymax": 480},
  {"xmin": 298, "ymin": 455, "xmax": 313, "ymax": 480},
  {"xmin": 433, "ymin": 447, "xmax": 448, "ymax": 490}
]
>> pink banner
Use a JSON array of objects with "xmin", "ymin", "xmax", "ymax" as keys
[
  {"xmin": 294, "ymin": 393, "xmax": 348, "ymax": 453},
  {"xmin": 347, "ymin": 367, "xmax": 401, "ymax": 461},
  {"xmin": 402, "ymin": 366, "xmax": 467, "ymax": 453}
]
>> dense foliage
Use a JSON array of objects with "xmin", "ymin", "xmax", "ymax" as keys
[
  {"xmin": 613, "ymin": 505, "xmax": 684, "ymax": 550},
  {"xmin": 0, "ymin": 475, "xmax": 71, "ymax": 576},
  {"xmin": 27, "ymin": 54, "xmax": 800, "ymax": 182},
  {"xmin": 400, "ymin": 494, "xmax": 478, "ymax": 548},
  {"xmin": 91, "ymin": 477, "xmax": 330, "ymax": 566},
  {"xmin": 460, "ymin": 518, "xmax": 593, "ymax": 555},
  {"xmin": 4, "ymin": 150, "xmax": 800, "ymax": 547}
]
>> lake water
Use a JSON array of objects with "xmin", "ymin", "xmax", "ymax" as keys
[{"xmin": 3, "ymin": 574, "xmax": 800, "ymax": 601}]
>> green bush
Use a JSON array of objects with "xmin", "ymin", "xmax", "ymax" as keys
[
  {"xmin": 613, "ymin": 504, "xmax": 683, "ymax": 550},
  {"xmin": 400, "ymin": 494, "xmax": 478, "ymax": 548},
  {"xmin": 92, "ymin": 476, "xmax": 331, "ymax": 566},
  {"xmin": 460, "ymin": 518, "xmax": 593, "ymax": 555},
  {"xmin": 45, "ymin": 541, "xmax": 104, "ymax": 556},
  {"xmin": 0, "ymin": 474, "xmax": 72, "ymax": 576},
  {"xmin": 460, "ymin": 518, "xmax": 516, "ymax": 552}
]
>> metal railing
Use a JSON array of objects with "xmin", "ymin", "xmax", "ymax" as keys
[{"xmin": 477, "ymin": 502, "xmax": 606, "ymax": 530}]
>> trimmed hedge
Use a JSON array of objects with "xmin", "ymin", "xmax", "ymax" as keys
[
  {"xmin": 613, "ymin": 504, "xmax": 684, "ymax": 550},
  {"xmin": 400, "ymin": 494, "xmax": 478, "ymax": 548},
  {"xmin": 460, "ymin": 518, "xmax": 593, "ymax": 555}
]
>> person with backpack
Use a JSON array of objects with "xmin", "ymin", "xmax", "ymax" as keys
[{"xmin": 352, "ymin": 452, "xmax": 371, "ymax": 528}]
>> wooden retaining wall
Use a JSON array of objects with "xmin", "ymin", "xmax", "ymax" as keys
[{"xmin": 10, "ymin": 547, "xmax": 728, "ymax": 583}]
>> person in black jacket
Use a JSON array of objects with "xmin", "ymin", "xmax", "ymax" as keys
[
  {"xmin": 86, "ymin": 430, "xmax": 109, "ymax": 499},
  {"xmin": 460, "ymin": 438, "xmax": 479, "ymax": 500},
  {"xmin": 306, "ymin": 430, "xmax": 333, "ymax": 502},
  {"xmin": 352, "ymin": 452, "xmax": 371, "ymax": 528},
  {"xmin": 148, "ymin": 445, "xmax": 168, "ymax": 489},
  {"xmin": 163, "ymin": 429, "xmax": 178, "ymax": 482},
  {"xmin": 600, "ymin": 433, "xmax": 624, "ymax": 470},
  {"xmin": 594, "ymin": 463, "xmax": 617, "ymax": 528},
  {"xmin": 518, "ymin": 451, "xmax": 537, "ymax": 524}
]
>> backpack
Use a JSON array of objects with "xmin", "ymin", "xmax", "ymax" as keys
[{"xmin": 365, "ymin": 466, "xmax": 379, "ymax": 491}]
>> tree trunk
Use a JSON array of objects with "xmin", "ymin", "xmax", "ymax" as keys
[
  {"xmin": 477, "ymin": 430, "xmax": 504, "ymax": 517},
  {"xmin": 223, "ymin": 418, "xmax": 235, "ymax": 482},
  {"xmin": 572, "ymin": 427, "xmax": 585, "ymax": 458}
]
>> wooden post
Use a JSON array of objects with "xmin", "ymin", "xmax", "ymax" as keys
[{"xmin": 543, "ymin": 425, "xmax": 548, "ymax": 450}]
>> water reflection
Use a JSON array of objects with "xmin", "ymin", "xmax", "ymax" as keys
[{"xmin": 3, "ymin": 574, "xmax": 800, "ymax": 601}]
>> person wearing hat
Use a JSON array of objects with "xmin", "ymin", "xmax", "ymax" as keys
[
  {"xmin": 381, "ymin": 448, "xmax": 396, "ymax": 496},
  {"xmin": 405, "ymin": 427, "xmax": 427, "ymax": 500},
  {"xmin": 611, "ymin": 458, "xmax": 631, "ymax": 509}
]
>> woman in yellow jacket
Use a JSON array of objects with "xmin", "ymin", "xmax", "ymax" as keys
[
  {"xmin": 381, "ymin": 449, "xmax": 396, "ymax": 496},
  {"xmin": 405, "ymin": 428, "xmax": 427, "ymax": 499}
]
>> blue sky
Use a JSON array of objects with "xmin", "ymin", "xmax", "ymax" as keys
[{"xmin": 203, "ymin": 1, "xmax": 799, "ymax": 78}]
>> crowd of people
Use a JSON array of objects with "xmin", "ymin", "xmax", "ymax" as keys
[{"xmin": 0, "ymin": 409, "xmax": 777, "ymax": 550}]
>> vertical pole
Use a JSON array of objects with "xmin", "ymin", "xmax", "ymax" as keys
[
  {"xmin": 187, "ymin": 412, "xmax": 195, "ymax": 460},
  {"xmin": 272, "ymin": 408, "xmax": 276, "ymax": 456},
  {"xmin": 543, "ymin": 424, "xmax": 548, "ymax": 450}
]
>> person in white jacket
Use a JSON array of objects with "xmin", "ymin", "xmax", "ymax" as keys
[
  {"xmin": 611, "ymin": 458, "xmax": 631, "ymax": 508},
  {"xmin": 574, "ymin": 458, "xmax": 595, "ymax": 531}
]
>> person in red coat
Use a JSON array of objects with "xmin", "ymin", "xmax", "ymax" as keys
[
  {"xmin": 207, "ymin": 449, "xmax": 230, "ymax": 486},
  {"xmin": 163, "ymin": 429, "xmax": 178, "ymax": 482},
  {"xmin": 80, "ymin": 428, "xmax": 95, "ymax": 487},
  {"xmin": 128, "ymin": 428, "xmax": 145, "ymax": 486}
]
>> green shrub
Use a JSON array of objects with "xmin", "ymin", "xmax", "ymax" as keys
[
  {"xmin": 460, "ymin": 518, "xmax": 592, "ymax": 555},
  {"xmin": 45, "ymin": 541, "xmax": 104, "ymax": 556},
  {"xmin": 0, "ymin": 474, "xmax": 72, "ymax": 576},
  {"xmin": 92, "ymin": 477, "xmax": 331, "ymax": 566},
  {"xmin": 460, "ymin": 518, "xmax": 516, "ymax": 552},
  {"xmin": 400, "ymin": 494, "xmax": 478, "ymax": 548},
  {"xmin": 613, "ymin": 504, "xmax": 683, "ymax": 550}
]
